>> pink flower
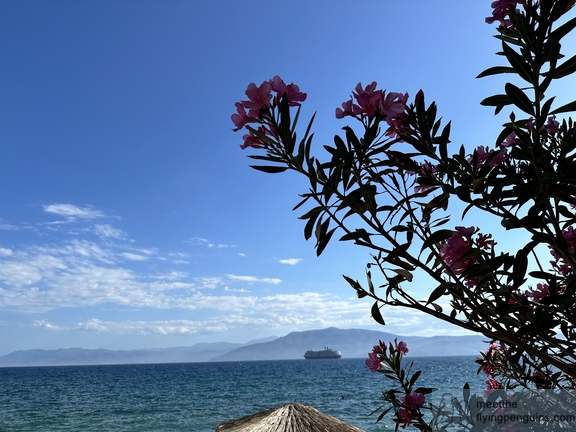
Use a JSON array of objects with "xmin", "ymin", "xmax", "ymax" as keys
[
  {"xmin": 240, "ymin": 129, "xmax": 265, "ymax": 150},
  {"xmin": 543, "ymin": 115, "xmax": 560, "ymax": 134},
  {"xmin": 401, "ymin": 392, "xmax": 425, "ymax": 409},
  {"xmin": 486, "ymin": 0, "xmax": 524, "ymax": 28},
  {"xmin": 468, "ymin": 145, "xmax": 509, "ymax": 170},
  {"xmin": 381, "ymin": 91, "xmax": 408, "ymax": 121},
  {"xmin": 563, "ymin": 226, "xmax": 576, "ymax": 254},
  {"xmin": 484, "ymin": 377, "xmax": 503, "ymax": 397},
  {"xmin": 352, "ymin": 81, "xmax": 382, "ymax": 117},
  {"xmin": 269, "ymin": 75, "xmax": 307, "ymax": 107},
  {"xmin": 335, "ymin": 99, "xmax": 354, "ymax": 119},
  {"xmin": 231, "ymin": 102, "xmax": 256, "ymax": 132},
  {"xmin": 412, "ymin": 161, "xmax": 438, "ymax": 192},
  {"xmin": 477, "ymin": 233, "xmax": 495, "ymax": 250},
  {"xmin": 394, "ymin": 339, "xmax": 409, "ymax": 355},
  {"xmin": 335, "ymin": 82, "xmax": 407, "ymax": 122},
  {"xmin": 440, "ymin": 228, "xmax": 477, "ymax": 275},
  {"xmin": 365, "ymin": 352, "xmax": 382, "ymax": 372},
  {"xmin": 394, "ymin": 409, "xmax": 416, "ymax": 428},
  {"xmin": 529, "ymin": 283, "xmax": 549, "ymax": 302},
  {"xmin": 372, "ymin": 340, "xmax": 387, "ymax": 355},
  {"xmin": 503, "ymin": 132, "xmax": 517, "ymax": 147},
  {"xmin": 241, "ymin": 81, "xmax": 273, "ymax": 112}
]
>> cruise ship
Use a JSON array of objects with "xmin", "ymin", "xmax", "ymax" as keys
[{"xmin": 303, "ymin": 347, "xmax": 342, "ymax": 359}]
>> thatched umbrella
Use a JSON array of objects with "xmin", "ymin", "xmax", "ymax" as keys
[{"xmin": 215, "ymin": 402, "xmax": 365, "ymax": 432}]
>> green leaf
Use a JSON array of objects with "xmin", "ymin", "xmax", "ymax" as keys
[
  {"xmin": 505, "ymin": 82, "xmax": 534, "ymax": 115},
  {"xmin": 392, "ymin": 269, "xmax": 413, "ymax": 282},
  {"xmin": 480, "ymin": 94, "xmax": 512, "ymax": 115},
  {"xmin": 303, "ymin": 211, "xmax": 321, "ymax": 241},
  {"xmin": 420, "ymin": 229, "xmax": 454, "ymax": 252},
  {"xmin": 551, "ymin": 100, "xmax": 576, "ymax": 115},
  {"xmin": 513, "ymin": 248, "xmax": 528, "ymax": 287},
  {"xmin": 249, "ymin": 165, "xmax": 288, "ymax": 173},
  {"xmin": 541, "ymin": 96, "xmax": 556, "ymax": 118},
  {"xmin": 502, "ymin": 42, "xmax": 533, "ymax": 83},
  {"xmin": 409, "ymin": 370, "xmax": 422, "ymax": 387},
  {"xmin": 476, "ymin": 66, "xmax": 516, "ymax": 79},
  {"xmin": 427, "ymin": 284, "xmax": 447, "ymax": 304},
  {"xmin": 367, "ymin": 270, "xmax": 375, "ymax": 295},
  {"xmin": 551, "ymin": 53, "xmax": 576, "ymax": 79},
  {"xmin": 548, "ymin": 16, "xmax": 576, "ymax": 45},
  {"xmin": 299, "ymin": 206, "xmax": 323, "ymax": 220},
  {"xmin": 371, "ymin": 301, "xmax": 386, "ymax": 325},
  {"xmin": 316, "ymin": 227, "xmax": 336, "ymax": 256}
]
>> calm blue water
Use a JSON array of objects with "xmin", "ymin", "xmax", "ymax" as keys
[{"xmin": 0, "ymin": 357, "xmax": 486, "ymax": 431}]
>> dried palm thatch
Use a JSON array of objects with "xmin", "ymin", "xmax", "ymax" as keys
[{"xmin": 215, "ymin": 403, "xmax": 365, "ymax": 432}]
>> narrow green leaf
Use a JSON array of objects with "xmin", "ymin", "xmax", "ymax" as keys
[
  {"xmin": 513, "ymin": 248, "xmax": 528, "ymax": 287},
  {"xmin": 480, "ymin": 94, "xmax": 512, "ymax": 108},
  {"xmin": 505, "ymin": 83, "xmax": 534, "ymax": 115},
  {"xmin": 541, "ymin": 96, "xmax": 556, "ymax": 118},
  {"xmin": 552, "ymin": 53, "xmax": 576, "ymax": 79},
  {"xmin": 420, "ymin": 229, "xmax": 454, "ymax": 252},
  {"xmin": 476, "ymin": 66, "xmax": 516, "ymax": 79},
  {"xmin": 392, "ymin": 269, "xmax": 413, "ymax": 282},
  {"xmin": 548, "ymin": 16, "xmax": 576, "ymax": 45},
  {"xmin": 427, "ymin": 283, "xmax": 447, "ymax": 304},
  {"xmin": 371, "ymin": 301, "xmax": 386, "ymax": 325},
  {"xmin": 249, "ymin": 165, "xmax": 288, "ymax": 173},
  {"xmin": 303, "ymin": 211, "xmax": 320, "ymax": 241},
  {"xmin": 551, "ymin": 100, "xmax": 576, "ymax": 115},
  {"xmin": 316, "ymin": 227, "xmax": 336, "ymax": 256},
  {"xmin": 502, "ymin": 42, "xmax": 533, "ymax": 83}
]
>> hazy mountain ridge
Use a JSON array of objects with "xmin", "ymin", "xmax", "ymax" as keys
[
  {"xmin": 0, "ymin": 329, "xmax": 487, "ymax": 367},
  {"xmin": 211, "ymin": 327, "xmax": 486, "ymax": 361}
]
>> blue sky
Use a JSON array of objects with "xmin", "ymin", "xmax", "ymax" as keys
[{"xmin": 1, "ymin": 1, "xmax": 566, "ymax": 355}]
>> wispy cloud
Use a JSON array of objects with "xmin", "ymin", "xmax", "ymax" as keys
[
  {"xmin": 120, "ymin": 252, "xmax": 149, "ymax": 261},
  {"xmin": 94, "ymin": 224, "xmax": 127, "ymax": 240},
  {"xmin": 279, "ymin": 258, "xmax": 302, "ymax": 265},
  {"xmin": 227, "ymin": 274, "xmax": 282, "ymax": 284},
  {"xmin": 186, "ymin": 236, "xmax": 235, "ymax": 249},
  {"xmin": 0, "ymin": 248, "xmax": 13, "ymax": 257},
  {"xmin": 43, "ymin": 204, "xmax": 105, "ymax": 220}
]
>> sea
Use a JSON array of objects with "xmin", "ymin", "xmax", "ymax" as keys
[{"xmin": 0, "ymin": 356, "xmax": 487, "ymax": 432}]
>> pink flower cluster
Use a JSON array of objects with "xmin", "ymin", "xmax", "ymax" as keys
[
  {"xmin": 335, "ymin": 82, "xmax": 408, "ymax": 137},
  {"xmin": 543, "ymin": 115, "xmax": 560, "ymax": 134},
  {"xmin": 365, "ymin": 339, "xmax": 409, "ymax": 372},
  {"xmin": 486, "ymin": 0, "xmax": 526, "ymax": 28},
  {"xmin": 232, "ymin": 76, "xmax": 307, "ymax": 149},
  {"xmin": 468, "ymin": 133, "xmax": 515, "ymax": 172},
  {"xmin": 508, "ymin": 282, "xmax": 550, "ymax": 305},
  {"xmin": 481, "ymin": 342, "xmax": 504, "ymax": 397},
  {"xmin": 395, "ymin": 392, "xmax": 426, "ymax": 428},
  {"xmin": 550, "ymin": 226, "xmax": 576, "ymax": 275},
  {"xmin": 440, "ymin": 227, "xmax": 495, "ymax": 279},
  {"xmin": 408, "ymin": 160, "xmax": 438, "ymax": 193}
]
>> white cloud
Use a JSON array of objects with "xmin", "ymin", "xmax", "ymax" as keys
[
  {"xmin": 227, "ymin": 274, "xmax": 282, "ymax": 284},
  {"xmin": 94, "ymin": 224, "xmax": 127, "ymax": 239},
  {"xmin": 186, "ymin": 237, "xmax": 235, "ymax": 249},
  {"xmin": 43, "ymin": 203, "xmax": 105, "ymax": 220},
  {"xmin": 279, "ymin": 258, "xmax": 302, "ymax": 265},
  {"xmin": 0, "ymin": 219, "xmax": 27, "ymax": 231},
  {"xmin": 0, "ymin": 248, "xmax": 13, "ymax": 257},
  {"xmin": 208, "ymin": 243, "xmax": 235, "ymax": 249},
  {"xmin": 120, "ymin": 252, "xmax": 149, "ymax": 261},
  {"xmin": 238, "ymin": 253, "xmax": 246, "ymax": 257},
  {"xmin": 74, "ymin": 318, "xmax": 232, "ymax": 335}
]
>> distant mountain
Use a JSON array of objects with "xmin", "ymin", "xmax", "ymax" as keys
[
  {"xmin": 0, "ymin": 329, "xmax": 487, "ymax": 367},
  {"xmin": 210, "ymin": 327, "xmax": 487, "ymax": 361},
  {"xmin": 0, "ymin": 336, "xmax": 277, "ymax": 367}
]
